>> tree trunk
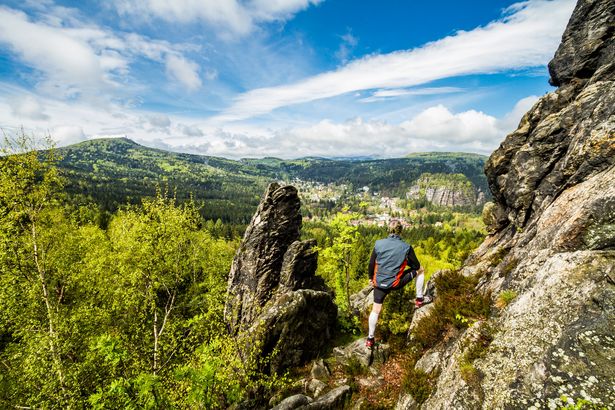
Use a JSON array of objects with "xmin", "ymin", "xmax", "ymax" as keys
[{"xmin": 31, "ymin": 221, "xmax": 65, "ymax": 390}]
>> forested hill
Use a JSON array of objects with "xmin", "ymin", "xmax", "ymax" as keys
[{"xmin": 57, "ymin": 137, "xmax": 489, "ymax": 222}]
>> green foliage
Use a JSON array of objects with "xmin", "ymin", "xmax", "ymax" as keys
[
  {"xmin": 558, "ymin": 396, "xmax": 608, "ymax": 410},
  {"xmin": 411, "ymin": 270, "xmax": 491, "ymax": 351},
  {"xmin": 318, "ymin": 211, "xmax": 361, "ymax": 315},
  {"xmin": 0, "ymin": 133, "xmax": 490, "ymax": 407},
  {"xmin": 0, "ymin": 133, "xmax": 250, "ymax": 408}
]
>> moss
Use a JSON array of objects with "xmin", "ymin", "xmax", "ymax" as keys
[
  {"xmin": 460, "ymin": 322, "xmax": 496, "ymax": 364},
  {"xmin": 402, "ymin": 368, "xmax": 434, "ymax": 405},
  {"xmin": 343, "ymin": 356, "xmax": 368, "ymax": 377},
  {"xmin": 490, "ymin": 247, "xmax": 510, "ymax": 266},
  {"xmin": 459, "ymin": 362, "xmax": 481, "ymax": 386},
  {"xmin": 500, "ymin": 257, "xmax": 519, "ymax": 276}
]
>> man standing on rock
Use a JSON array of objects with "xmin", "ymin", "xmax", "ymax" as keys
[{"xmin": 366, "ymin": 220, "xmax": 431, "ymax": 348}]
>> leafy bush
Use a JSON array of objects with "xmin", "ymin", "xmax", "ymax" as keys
[{"xmin": 412, "ymin": 270, "xmax": 491, "ymax": 350}]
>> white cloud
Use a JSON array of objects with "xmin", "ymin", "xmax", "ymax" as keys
[
  {"xmin": 0, "ymin": 6, "xmax": 203, "ymax": 97},
  {"xmin": 217, "ymin": 0, "xmax": 575, "ymax": 121},
  {"xmin": 148, "ymin": 114, "xmax": 171, "ymax": 130},
  {"xmin": 165, "ymin": 54, "xmax": 202, "ymax": 91},
  {"xmin": 114, "ymin": 0, "xmax": 322, "ymax": 37},
  {"xmin": 51, "ymin": 125, "xmax": 86, "ymax": 145},
  {"xmin": 11, "ymin": 95, "xmax": 49, "ymax": 120},
  {"xmin": 401, "ymin": 105, "xmax": 499, "ymax": 143},
  {"xmin": 181, "ymin": 124, "xmax": 204, "ymax": 137},
  {"xmin": 0, "ymin": 7, "xmax": 107, "ymax": 97},
  {"xmin": 498, "ymin": 95, "xmax": 539, "ymax": 132},
  {"xmin": 0, "ymin": 78, "xmax": 539, "ymax": 159}
]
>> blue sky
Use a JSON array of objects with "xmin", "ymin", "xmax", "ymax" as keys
[{"xmin": 0, "ymin": 0, "xmax": 576, "ymax": 158}]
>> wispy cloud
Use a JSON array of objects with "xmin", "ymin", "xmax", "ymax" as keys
[
  {"xmin": 113, "ymin": 0, "xmax": 323, "ymax": 37},
  {"xmin": 216, "ymin": 0, "xmax": 574, "ymax": 121},
  {"xmin": 165, "ymin": 54, "xmax": 202, "ymax": 91},
  {"xmin": 359, "ymin": 87, "xmax": 463, "ymax": 103},
  {"xmin": 335, "ymin": 29, "xmax": 358, "ymax": 63}
]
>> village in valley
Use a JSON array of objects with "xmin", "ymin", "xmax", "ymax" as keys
[{"xmin": 290, "ymin": 177, "xmax": 487, "ymax": 232}]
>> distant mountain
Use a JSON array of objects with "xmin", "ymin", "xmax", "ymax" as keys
[{"xmin": 57, "ymin": 138, "xmax": 490, "ymax": 222}]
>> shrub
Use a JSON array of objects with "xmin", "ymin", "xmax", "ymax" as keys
[
  {"xmin": 402, "ymin": 368, "xmax": 433, "ymax": 405},
  {"xmin": 412, "ymin": 270, "xmax": 491, "ymax": 350}
]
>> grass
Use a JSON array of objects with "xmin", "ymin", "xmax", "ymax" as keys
[{"xmin": 495, "ymin": 290, "xmax": 518, "ymax": 309}]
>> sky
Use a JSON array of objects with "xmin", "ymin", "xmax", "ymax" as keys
[{"xmin": 0, "ymin": 0, "xmax": 577, "ymax": 159}]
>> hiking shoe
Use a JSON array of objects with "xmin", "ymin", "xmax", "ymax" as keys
[
  {"xmin": 365, "ymin": 337, "xmax": 375, "ymax": 349},
  {"xmin": 415, "ymin": 295, "xmax": 433, "ymax": 309}
]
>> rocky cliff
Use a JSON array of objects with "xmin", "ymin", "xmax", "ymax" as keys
[
  {"xmin": 407, "ymin": 173, "xmax": 486, "ymax": 208},
  {"xmin": 224, "ymin": 183, "xmax": 337, "ymax": 374},
  {"xmin": 401, "ymin": 0, "xmax": 615, "ymax": 408}
]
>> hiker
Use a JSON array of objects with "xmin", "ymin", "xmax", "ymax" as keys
[{"xmin": 366, "ymin": 220, "xmax": 431, "ymax": 348}]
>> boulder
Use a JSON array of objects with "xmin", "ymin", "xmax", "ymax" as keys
[
  {"xmin": 310, "ymin": 359, "xmax": 331, "ymax": 381},
  {"xmin": 302, "ymin": 385, "xmax": 352, "ymax": 409},
  {"xmin": 349, "ymin": 285, "xmax": 373, "ymax": 316},
  {"xmin": 307, "ymin": 379, "xmax": 327, "ymax": 398},
  {"xmin": 271, "ymin": 394, "xmax": 313, "ymax": 410},
  {"xmin": 333, "ymin": 338, "xmax": 390, "ymax": 368}
]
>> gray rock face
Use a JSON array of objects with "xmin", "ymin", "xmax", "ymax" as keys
[
  {"xmin": 404, "ymin": 1, "xmax": 615, "ymax": 408},
  {"xmin": 548, "ymin": 0, "xmax": 615, "ymax": 86},
  {"xmin": 407, "ymin": 183, "xmax": 485, "ymax": 208},
  {"xmin": 224, "ymin": 183, "xmax": 337, "ymax": 374},
  {"xmin": 486, "ymin": 0, "xmax": 615, "ymax": 229},
  {"xmin": 225, "ymin": 183, "xmax": 302, "ymax": 330}
]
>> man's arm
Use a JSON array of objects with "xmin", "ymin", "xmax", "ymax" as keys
[
  {"xmin": 406, "ymin": 246, "xmax": 420, "ymax": 271},
  {"xmin": 368, "ymin": 249, "xmax": 377, "ymax": 282}
]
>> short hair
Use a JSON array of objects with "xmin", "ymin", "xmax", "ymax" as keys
[{"xmin": 388, "ymin": 220, "xmax": 403, "ymax": 235}]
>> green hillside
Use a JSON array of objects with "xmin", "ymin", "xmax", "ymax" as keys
[{"xmin": 57, "ymin": 138, "xmax": 490, "ymax": 222}]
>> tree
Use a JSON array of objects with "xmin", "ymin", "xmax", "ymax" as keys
[
  {"xmin": 0, "ymin": 132, "xmax": 74, "ymax": 404},
  {"xmin": 319, "ymin": 211, "xmax": 360, "ymax": 314}
]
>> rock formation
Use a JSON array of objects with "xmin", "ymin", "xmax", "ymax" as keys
[
  {"xmin": 400, "ymin": 0, "xmax": 615, "ymax": 408},
  {"xmin": 406, "ymin": 173, "xmax": 486, "ymax": 208},
  {"xmin": 224, "ymin": 183, "xmax": 337, "ymax": 374}
]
